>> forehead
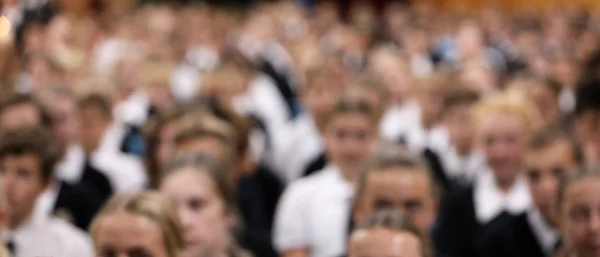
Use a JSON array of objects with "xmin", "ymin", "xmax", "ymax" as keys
[
  {"xmin": 365, "ymin": 169, "xmax": 432, "ymax": 198},
  {"xmin": 350, "ymin": 229, "xmax": 421, "ymax": 257},
  {"xmin": 95, "ymin": 212, "xmax": 164, "ymax": 249},
  {"xmin": 177, "ymin": 136, "xmax": 228, "ymax": 161},
  {"xmin": 565, "ymin": 177, "xmax": 600, "ymax": 205},
  {"xmin": 1, "ymin": 153, "xmax": 41, "ymax": 167},
  {"xmin": 161, "ymin": 169, "xmax": 217, "ymax": 196},
  {"xmin": 328, "ymin": 113, "xmax": 371, "ymax": 128},
  {"xmin": 478, "ymin": 111, "xmax": 525, "ymax": 134},
  {"xmin": 525, "ymin": 140, "xmax": 575, "ymax": 165}
]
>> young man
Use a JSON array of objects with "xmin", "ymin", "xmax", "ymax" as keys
[
  {"xmin": 481, "ymin": 126, "xmax": 583, "ymax": 257},
  {"xmin": 0, "ymin": 93, "xmax": 51, "ymax": 130},
  {"xmin": 0, "ymin": 127, "xmax": 93, "ymax": 257}
]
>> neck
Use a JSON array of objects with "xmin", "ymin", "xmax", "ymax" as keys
[
  {"xmin": 497, "ymin": 177, "xmax": 517, "ymax": 193},
  {"xmin": 339, "ymin": 167, "xmax": 359, "ymax": 185},
  {"xmin": 456, "ymin": 146, "xmax": 473, "ymax": 156}
]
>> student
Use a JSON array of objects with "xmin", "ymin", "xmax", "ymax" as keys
[
  {"xmin": 352, "ymin": 143, "xmax": 439, "ymax": 235},
  {"xmin": 574, "ymin": 78, "xmax": 600, "ymax": 164},
  {"xmin": 434, "ymin": 93, "xmax": 540, "ymax": 257},
  {"xmin": 481, "ymin": 126, "xmax": 584, "ymax": 257},
  {"xmin": 173, "ymin": 111, "xmax": 278, "ymax": 257},
  {"xmin": 90, "ymin": 191, "xmax": 185, "ymax": 257},
  {"xmin": 0, "ymin": 93, "xmax": 52, "ymax": 130},
  {"xmin": 439, "ymin": 87, "xmax": 485, "ymax": 191},
  {"xmin": 160, "ymin": 153, "xmax": 252, "ymax": 257},
  {"xmin": 506, "ymin": 78, "xmax": 562, "ymax": 128},
  {"xmin": 270, "ymin": 64, "xmax": 344, "ymax": 182},
  {"xmin": 556, "ymin": 165, "xmax": 600, "ymax": 257},
  {"xmin": 0, "ymin": 127, "xmax": 93, "ymax": 257},
  {"xmin": 76, "ymin": 92, "xmax": 148, "ymax": 193},
  {"xmin": 274, "ymin": 99, "xmax": 379, "ymax": 257},
  {"xmin": 348, "ymin": 210, "xmax": 433, "ymax": 257}
]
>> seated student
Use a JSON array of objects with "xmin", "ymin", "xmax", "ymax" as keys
[
  {"xmin": 90, "ymin": 191, "xmax": 184, "ymax": 257},
  {"xmin": 556, "ymin": 165, "xmax": 600, "ymax": 257},
  {"xmin": 270, "ymin": 63, "xmax": 344, "ymax": 183},
  {"xmin": 481, "ymin": 126, "xmax": 584, "ymax": 257},
  {"xmin": 76, "ymin": 92, "xmax": 148, "ymax": 194},
  {"xmin": 0, "ymin": 127, "xmax": 93, "ymax": 257},
  {"xmin": 351, "ymin": 143, "xmax": 439, "ymax": 255},
  {"xmin": 434, "ymin": 93, "xmax": 540, "ymax": 257},
  {"xmin": 173, "ymin": 111, "xmax": 278, "ymax": 257},
  {"xmin": 274, "ymin": 99, "xmax": 379, "ymax": 257},
  {"xmin": 160, "ymin": 153, "xmax": 252, "ymax": 257},
  {"xmin": 348, "ymin": 210, "xmax": 433, "ymax": 257},
  {"xmin": 439, "ymin": 87, "xmax": 485, "ymax": 191}
]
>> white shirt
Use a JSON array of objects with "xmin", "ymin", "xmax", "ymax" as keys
[
  {"xmin": 270, "ymin": 113, "xmax": 324, "ymax": 183},
  {"xmin": 441, "ymin": 147, "xmax": 486, "ymax": 184},
  {"xmin": 527, "ymin": 208, "xmax": 560, "ymax": 256},
  {"xmin": 33, "ymin": 181, "xmax": 61, "ymax": 223},
  {"xmin": 273, "ymin": 166, "xmax": 353, "ymax": 257},
  {"xmin": 474, "ymin": 169, "xmax": 532, "ymax": 224},
  {"xmin": 3, "ymin": 217, "xmax": 93, "ymax": 257},
  {"xmin": 246, "ymin": 74, "xmax": 292, "ymax": 142},
  {"xmin": 380, "ymin": 101, "xmax": 420, "ymax": 142}
]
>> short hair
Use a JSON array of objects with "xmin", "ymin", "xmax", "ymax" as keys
[
  {"xmin": 90, "ymin": 191, "xmax": 184, "ymax": 257},
  {"xmin": 0, "ymin": 93, "xmax": 52, "ymax": 128},
  {"xmin": 0, "ymin": 126, "xmax": 58, "ymax": 183},
  {"xmin": 324, "ymin": 98, "xmax": 378, "ymax": 127},
  {"xmin": 345, "ymin": 74, "xmax": 390, "ymax": 113},
  {"xmin": 557, "ymin": 165, "xmax": 600, "ymax": 211},
  {"xmin": 443, "ymin": 87, "xmax": 480, "ymax": 112},
  {"xmin": 472, "ymin": 93, "xmax": 542, "ymax": 133},
  {"xmin": 575, "ymin": 78, "xmax": 600, "ymax": 116},
  {"xmin": 528, "ymin": 125, "xmax": 585, "ymax": 165},
  {"xmin": 174, "ymin": 112, "xmax": 237, "ymax": 159},
  {"xmin": 355, "ymin": 143, "xmax": 441, "ymax": 205},
  {"xmin": 76, "ymin": 93, "xmax": 113, "ymax": 119},
  {"xmin": 354, "ymin": 209, "xmax": 433, "ymax": 257}
]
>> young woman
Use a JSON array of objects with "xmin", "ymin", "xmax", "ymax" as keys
[
  {"xmin": 90, "ymin": 191, "xmax": 184, "ymax": 257},
  {"xmin": 274, "ymin": 98, "xmax": 379, "ymax": 257},
  {"xmin": 557, "ymin": 166, "xmax": 600, "ymax": 257},
  {"xmin": 159, "ymin": 153, "xmax": 252, "ymax": 257},
  {"xmin": 434, "ymin": 93, "xmax": 541, "ymax": 257}
]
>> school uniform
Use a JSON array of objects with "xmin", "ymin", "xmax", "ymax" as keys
[
  {"xmin": 433, "ymin": 169, "xmax": 532, "ymax": 257},
  {"xmin": 274, "ymin": 165, "xmax": 353, "ymax": 257},
  {"xmin": 3, "ymin": 217, "xmax": 93, "ymax": 257},
  {"xmin": 440, "ymin": 146, "xmax": 486, "ymax": 189},
  {"xmin": 380, "ymin": 101, "xmax": 421, "ymax": 143},
  {"xmin": 481, "ymin": 208, "xmax": 560, "ymax": 257},
  {"xmin": 246, "ymin": 74, "xmax": 294, "ymax": 142}
]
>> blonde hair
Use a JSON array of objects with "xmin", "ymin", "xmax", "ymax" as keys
[
  {"xmin": 90, "ymin": 191, "xmax": 185, "ymax": 257},
  {"xmin": 472, "ymin": 93, "xmax": 542, "ymax": 133}
]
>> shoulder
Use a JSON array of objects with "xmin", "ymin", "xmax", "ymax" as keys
[{"xmin": 48, "ymin": 218, "xmax": 92, "ymax": 243}]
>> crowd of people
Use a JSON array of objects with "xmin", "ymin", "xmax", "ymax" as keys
[{"xmin": 1, "ymin": 0, "xmax": 600, "ymax": 257}]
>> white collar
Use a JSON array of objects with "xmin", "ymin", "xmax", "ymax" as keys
[
  {"xmin": 321, "ymin": 165, "xmax": 354, "ymax": 198},
  {"xmin": 3, "ymin": 214, "xmax": 44, "ymax": 243},
  {"xmin": 527, "ymin": 208, "xmax": 560, "ymax": 255},
  {"xmin": 442, "ymin": 147, "xmax": 485, "ymax": 182},
  {"xmin": 55, "ymin": 144, "xmax": 85, "ymax": 183},
  {"xmin": 474, "ymin": 169, "xmax": 532, "ymax": 223},
  {"xmin": 33, "ymin": 182, "xmax": 61, "ymax": 223},
  {"xmin": 97, "ymin": 122, "xmax": 127, "ymax": 154}
]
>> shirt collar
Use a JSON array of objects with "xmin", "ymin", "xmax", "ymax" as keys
[
  {"xmin": 322, "ymin": 165, "xmax": 354, "ymax": 198},
  {"xmin": 527, "ymin": 208, "xmax": 560, "ymax": 255},
  {"xmin": 474, "ymin": 169, "xmax": 532, "ymax": 223}
]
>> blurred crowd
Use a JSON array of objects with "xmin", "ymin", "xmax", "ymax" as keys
[{"xmin": 1, "ymin": 0, "xmax": 600, "ymax": 257}]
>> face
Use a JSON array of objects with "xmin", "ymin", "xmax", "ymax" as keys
[
  {"xmin": 302, "ymin": 75, "xmax": 343, "ymax": 117},
  {"xmin": 160, "ymin": 169, "xmax": 231, "ymax": 257},
  {"xmin": 445, "ymin": 104, "xmax": 475, "ymax": 154},
  {"xmin": 175, "ymin": 136, "xmax": 229, "ymax": 163},
  {"xmin": 479, "ymin": 112, "xmax": 527, "ymax": 186},
  {"xmin": 575, "ymin": 110, "xmax": 600, "ymax": 163},
  {"xmin": 349, "ymin": 229, "xmax": 422, "ymax": 257},
  {"xmin": 0, "ymin": 154, "xmax": 48, "ymax": 227},
  {"xmin": 525, "ymin": 140, "xmax": 576, "ymax": 227},
  {"xmin": 78, "ymin": 107, "xmax": 110, "ymax": 153},
  {"xmin": 94, "ymin": 212, "xmax": 169, "ymax": 257},
  {"xmin": 324, "ymin": 113, "xmax": 376, "ymax": 176},
  {"xmin": 156, "ymin": 122, "xmax": 178, "ymax": 171},
  {"xmin": 529, "ymin": 84, "xmax": 558, "ymax": 126},
  {"xmin": 355, "ymin": 169, "xmax": 437, "ymax": 233},
  {"xmin": 0, "ymin": 103, "xmax": 41, "ymax": 130},
  {"xmin": 561, "ymin": 177, "xmax": 600, "ymax": 257},
  {"xmin": 417, "ymin": 87, "xmax": 443, "ymax": 128},
  {"xmin": 50, "ymin": 98, "xmax": 80, "ymax": 144}
]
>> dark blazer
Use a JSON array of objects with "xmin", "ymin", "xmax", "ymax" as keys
[
  {"xmin": 80, "ymin": 159, "xmax": 114, "ymax": 204},
  {"xmin": 53, "ymin": 180, "xmax": 105, "ymax": 231},
  {"xmin": 302, "ymin": 152, "xmax": 327, "ymax": 178},
  {"xmin": 481, "ymin": 213, "xmax": 554, "ymax": 257},
  {"xmin": 433, "ymin": 187, "xmax": 514, "ymax": 257}
]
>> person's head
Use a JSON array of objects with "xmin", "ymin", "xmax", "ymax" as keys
[
  {"xmin": 575, "ymin": 78, "xmax": 600, "ymax": 163},
  {"xmin": 526, "ymin": 126, "xmax": 584, "ymax": 228},
  {"xmin": 551, "ymin": 54, "xmax": 580, "ymax": 88},
  {"xmin": 558, "ymin": 166, "xmax": 600, "ymax": 257},
  {"xmin": 528, "ymin": 79, "xmax": 561, "ymax": 127},
  {"xmin": 459, "ymin": 63, "xmax": 499, "ymax": 95},
  {"xmin": 90, "ymin": 191, "xmax": 184, "ymax": 257},
  {"xmin": 415, "ymin": 73, "xmax": 447, "ymax": 129},
  {"xmin": 0, "ymin": 93, "xmax": 52, "ymax": 130},
  {"xmin": 367, "ymin": 46, "xmax": 413, "ymax": 104},
  {"xmin": 472, "ymin": 93, "xmax": 541, "ymax": 188},
  {"xmin": 343, "ymin": 74, "xmax": 389, "ymax": 120},
  {"xmin": 301, "ymin": 64, "xmax": 345, "ymax": 125},
  {"xmin": 160, "ymin": 153, "xmax": 238, "ymax": 257},
  {"xmin": 322, "ymin": 99, "xmax": 379, "ymax": 180},
  {"xmin": 348, "ymin": 209, "xmax": 432, "ymax": 257},
  {"xmin": 456, "ymin": 20, "xmax": 485, "ymax": 59},
  {"xmin": 354, "ymin": 143, "xmax": 439, "ymax": 233},
  {"xmin": 144, "ymin": 106, "xmax": 186, "ymax": 189},
  {"xmin": 0, "ymin": 127, "xmax": 58, "ymax": 228},
  {"xmin": 140, "ymin": 60, "xmax": 175, "ymax": 112},
  {"xmin": 38, "ymin": 86, "xmax": 80, "ymax": 145},
  {"xmin": 76, "ymin": 92, "xmax": 113, "ymax": 154},
  {"xmin": 443, "ymin": 87, "xmax": 480, "ymax": 155}
]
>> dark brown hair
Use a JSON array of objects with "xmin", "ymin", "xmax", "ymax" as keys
[
  {"xmin": 354, "ymin": 209, "xmax": 433, "ymax": 257},
  {"xmin": 174, "ymin": 112, "xmax": 237, "ymax": 159},
  {"xmin": 528, "ymin": 125, "xmax": 585, "ymax": 165},
  {"xmin": 0, "ymin": 93, "xmax": 53, "ymax": 129},
  {"xmin": 443, "ymin": 87, "xmax": 480, "ymax": 112},
  {"xmin": 324, "ymin": 98, "xmax": 378, "ymax": 127},
  {"xmin": 76, "ymin": 92, "xmax": 112, "ymax": 119},
  {"xmin": 0, "ymin": 126, "xmax": 59, "ymax": 183}
]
